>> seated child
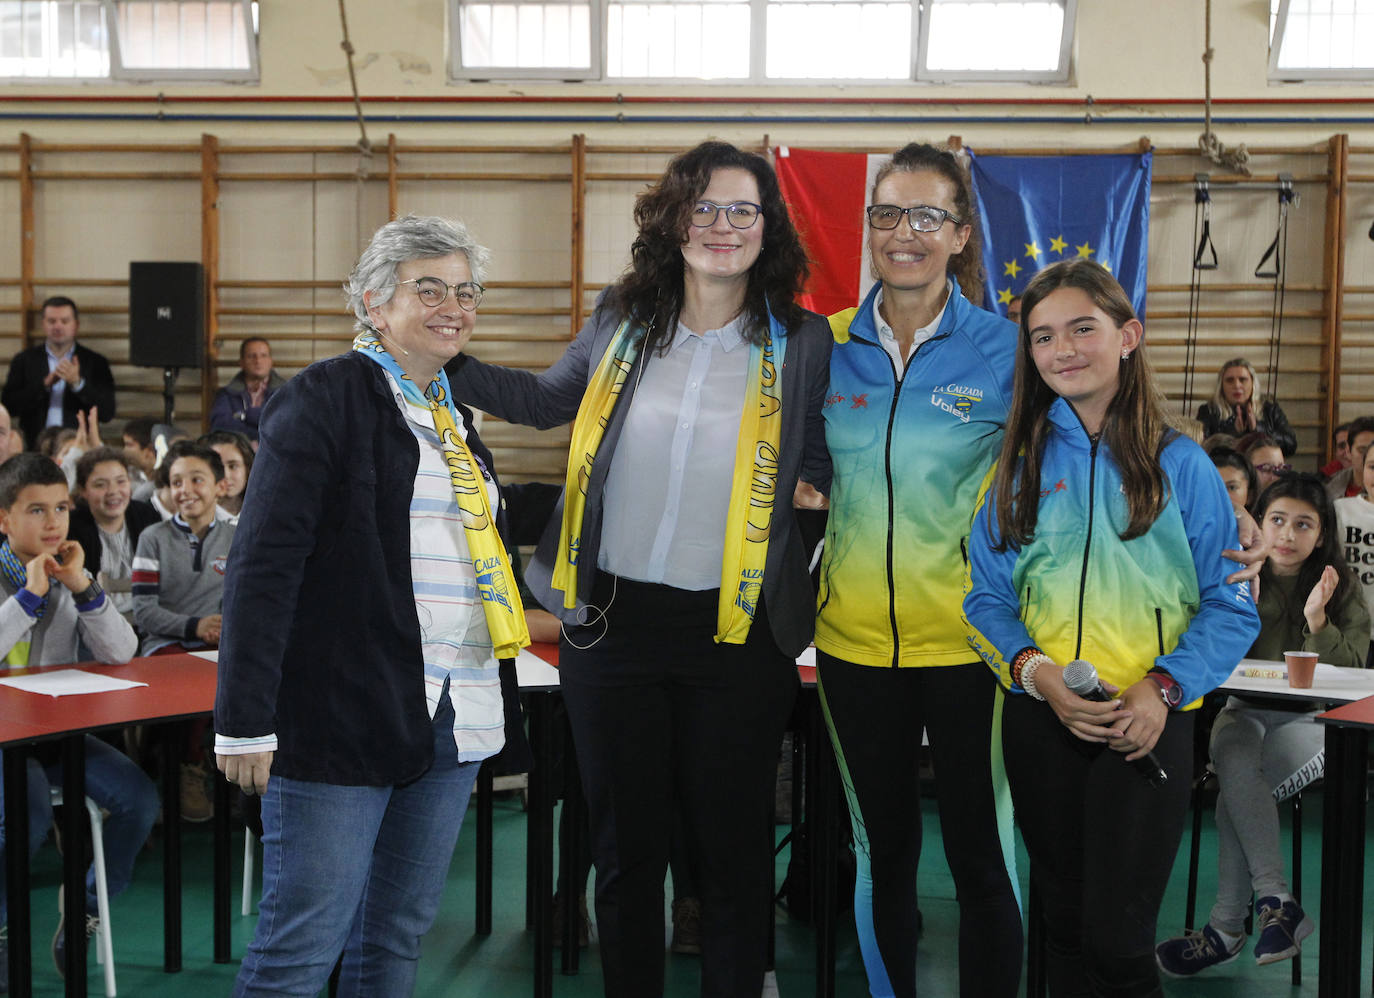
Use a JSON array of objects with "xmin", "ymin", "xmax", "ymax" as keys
[
  {"xmin": 198, "ymin": 430, "xmax": 253, "ymax": 521},
  {"xmin": 0, "ymin": 454, "xmax": 158, "ymax": 981},
  {"xmin": 120, "ymin": 418, "xmax": 158, "ymax": 503},
  {"xmin": 132, "ymin": 441, "xmax": 235, "ymax": 821},
  {"xmin": 69, "ymin": 447, "xmax": 161, "ymax": 620},
  {"xmin": 132, "ymin": 440, "xmax": 235, "ymax": 656},
  {"xmin": 1335, "ymin": 441, "xmax": 1374, "ymax": 664},
  {"xmin": 1156, "ymin": 475, "xmax": 1371, "ymax": 977},
  {"xmin": 1210, "ymin": 446, "xmax": 1258, "ymax": 515}
]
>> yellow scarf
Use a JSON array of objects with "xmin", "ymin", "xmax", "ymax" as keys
[
  {"xmin": 553, "ymin": 316, "xmax": 784, "ymax": 644},
  {"xmin": 353, "ymin": 333, "xmax": 530, "ymax": 658}
]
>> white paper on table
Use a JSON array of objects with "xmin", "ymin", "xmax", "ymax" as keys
[
  {"xmin": 0, "ymin": 669, "xmax": 149, "ymax": 697},
  {"xmin": 190, "ymin": 650, "xmax": 219, "ymax": 662}
]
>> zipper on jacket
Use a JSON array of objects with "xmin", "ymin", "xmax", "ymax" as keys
[
  {"xmin": 883, "ymin": 350, "xmax": 903, "ymax": 667},
  {"xmin": 1073, "ymin": 434, "xmax": 1100, "ymax": 660},
  {"xmin": 1155, "ymin": 607, "xmax": 1165, "ymax": 657}
]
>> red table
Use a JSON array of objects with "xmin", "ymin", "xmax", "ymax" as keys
[
  {"xmin": 1315, "ymin": 694, "xmax": 1374, "ymax": 997},
  {"xmin": 0, "ymin": 652, "xmax": 227, "ymax": 998}
]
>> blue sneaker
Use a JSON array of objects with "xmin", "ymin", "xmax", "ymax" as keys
[
  {"xmin": 1155, "ymin": 923, "xmax": 1243, "ymax": 977},
  {"xmin": 1254, "ymin": 896, "xmax": 1314, "ymax": 965}
]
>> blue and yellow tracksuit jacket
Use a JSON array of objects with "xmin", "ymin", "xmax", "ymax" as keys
[
  {"xmin": 816, "ymin": 278, "xmax": 1019, "ymax": 668},
  {"xmin": 962, "ymin": 397, "xmax": 1261, "ymax": 707}
]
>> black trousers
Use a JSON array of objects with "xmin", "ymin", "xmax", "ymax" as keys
[
  {"xmin": 1003, "ymin": 693, "xmax": 1194, "ymax": 998},
  {"xmin": 817, "ymin": 654, "xmax": 1024, "ymax": 998},
  {"xmin": 559, "ymin": 572, "xmax": 798, "ymax": 998}
]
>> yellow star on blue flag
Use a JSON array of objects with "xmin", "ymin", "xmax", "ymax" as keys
[{"xmin": 970, "ymin": 150, "xmax": 1153, "ymax": 319}]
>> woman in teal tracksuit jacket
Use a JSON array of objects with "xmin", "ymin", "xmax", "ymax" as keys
[{"xmin": 816, "ymin": 142, "xmax": 1022, "ymax": 998}]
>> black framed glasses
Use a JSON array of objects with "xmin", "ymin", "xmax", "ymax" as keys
[
  {"xmin": 690, "ymin": 201, "xmax": 763, "ymax": 229},
  {"xmin": 1255, "ymin": 462, "xmax": 1293, "ymax": 475},
  {"xmin": 866, "ymin": 203, "xmax": 963, "ymax": 232},
  {"xmin": 383, "ymin": 277, "xmax": 485, "ymax": 311}
]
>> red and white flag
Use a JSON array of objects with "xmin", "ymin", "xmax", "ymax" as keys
[{"xmin": 774, "ymin": 146, "xmax": 887, "ymax": 317}]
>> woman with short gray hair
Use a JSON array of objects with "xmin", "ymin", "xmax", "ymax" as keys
[{"xmin": 214, "ymin": 214, "xmax": 529, "ymax": 997}]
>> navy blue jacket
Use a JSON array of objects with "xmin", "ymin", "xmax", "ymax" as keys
[
  {"xmin": 3, "ymin": 342, "xmax": 117, "ymax": 449},
  {"xmin": 214, "ymin": 351, "xmax": 526, "ymax": 785}
]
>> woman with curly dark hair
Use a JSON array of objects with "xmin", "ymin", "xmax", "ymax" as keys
[{"xmin": 447, "ymin": 140, "xmax": 831, "ymax": 998}]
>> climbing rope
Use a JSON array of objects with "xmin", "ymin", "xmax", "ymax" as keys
[{"xmin": 1198, "ymin": 0, "xmax": 1251, "ymax": 175}]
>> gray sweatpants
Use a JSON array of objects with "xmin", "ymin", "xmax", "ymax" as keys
[{"xmin": 1207, "ymin": 698, "xmax": 1324, "ymax": 934}]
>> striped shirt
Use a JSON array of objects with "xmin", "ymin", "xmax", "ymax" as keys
[
  {"xmin": 390, "ymin": 372, "xmax": 504, "ymax": 761},
  {"xmin": 214, "ymin": 372, "xmax": 504, "ymax": 763}
]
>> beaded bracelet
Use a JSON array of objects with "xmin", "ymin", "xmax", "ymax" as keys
[
  {"xmin": 1009, "ymin": 646, "xmax": 1040, "ymax": 687},
  {"xmin": 1019, "ymin": 654, "xmax": 1053, "ymax": 701}
]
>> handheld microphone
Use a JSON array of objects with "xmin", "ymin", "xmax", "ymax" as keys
[{"xmin": 1061, "ymin": 659, "xmax": 1169, "ymax": 788}]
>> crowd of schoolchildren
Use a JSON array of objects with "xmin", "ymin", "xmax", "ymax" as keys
[{"xmin": 0, "ymin": 395, "xmax": 251, "ymax": 987}]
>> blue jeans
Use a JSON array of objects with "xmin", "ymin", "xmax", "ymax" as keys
[
  {"xmin": 0, "ymin": 735, "xmax": 160, "ymax": 922},
  {"xmin": 233, "ymin": 697, "xmax": 482, "ymax": 998}
]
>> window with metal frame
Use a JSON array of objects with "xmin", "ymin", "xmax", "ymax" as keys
[
  {"xmin": 451, "ymin": 0, "xmax": 595, "ymax": 78},
  {"xmin": 0, "ymin": 0, "xmax": 258, "ymax": 82},
  {"xmin": 917, "ymin": 0, "xmax": 1074, "ymax": 82},
  {"xmin": 0, "ymin": 1, "xmax": 110, "ymax": 78},
  {"xmin": 449, "ymin": 0, "xmax": 1075, "ymax": 83},
  {"xmin": 1269, "ymin": 0, "xmax": 1374, "ymax": 82}
]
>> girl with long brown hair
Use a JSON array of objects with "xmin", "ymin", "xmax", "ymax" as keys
[{"xmin": 964, "ymin": 259, "xmax": 1261, "ymax": 996}]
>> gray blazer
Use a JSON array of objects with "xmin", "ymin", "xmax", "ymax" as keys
[{"xmin": 447, "ymin": 298, "xmax": 832, "ymax": 657}]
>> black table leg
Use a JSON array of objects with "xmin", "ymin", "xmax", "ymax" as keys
[
  {"xmin": 160, "ymin": 727, "xmax": 182, "ymax": 972},
  {"xmin": 60, "ymin": 734, "xmax": 88, "ymax": 997},
  {"xmin": 213, "ymin": 771, "xmax": 231, "ymax": 962},
  {"xmin": 527, "ymin": 691, "xmax": 555, "ymax": 998},
  {"xmin": 1318, "ymin": 724, "xmax": 1368, "ymax": 997},
  {"xmin": 476, "ymin": 761, "xmax": 494, "ymax": 936},
  {"xmin": 558, "ymin": 712, "xmax": 584, "ymax": 974},
  {"xmin": 4, "ymin": 746, "xmax": 32, "ymax": 998}
]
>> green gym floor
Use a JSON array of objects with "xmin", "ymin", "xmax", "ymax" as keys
[{"xmin": 14, "ymin": 788, "xmax": 1374, "ymax": 997}]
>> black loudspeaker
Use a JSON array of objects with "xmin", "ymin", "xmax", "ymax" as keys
[{"xmin": 129, "ymin": 261, "xmax": 205, "ymax": 368}]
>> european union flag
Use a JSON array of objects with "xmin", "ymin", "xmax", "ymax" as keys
[{"xmin": 969, "ymin": 151, "xmax": 1153, "ymax": 321}]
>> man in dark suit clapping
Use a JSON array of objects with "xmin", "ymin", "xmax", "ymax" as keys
[{"xmin": 3, "ymin": 296, "xmax": 117, "ymax": 449}]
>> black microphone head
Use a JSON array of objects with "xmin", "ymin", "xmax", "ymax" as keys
[{"xmin": 1061, "ymin": 659, "xmax": 1099, "ymax": 697}]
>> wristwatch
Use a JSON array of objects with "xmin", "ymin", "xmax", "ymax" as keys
[
  {"xmin": 72, "ymin": 572, "xmax": 104, "ymax": 608},
  {"xmin": 1146, "ymin": 669, "xmax": 1184, "ymax": 709}
]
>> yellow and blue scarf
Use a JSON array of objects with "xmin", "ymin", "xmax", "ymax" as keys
[
  {"xmin": 554, "ymin": 314, "xmax": 785, "ymax": 645},
  {"xmin": 353, "ymin": 333, "xmax": 530, "ymax": 659}
]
